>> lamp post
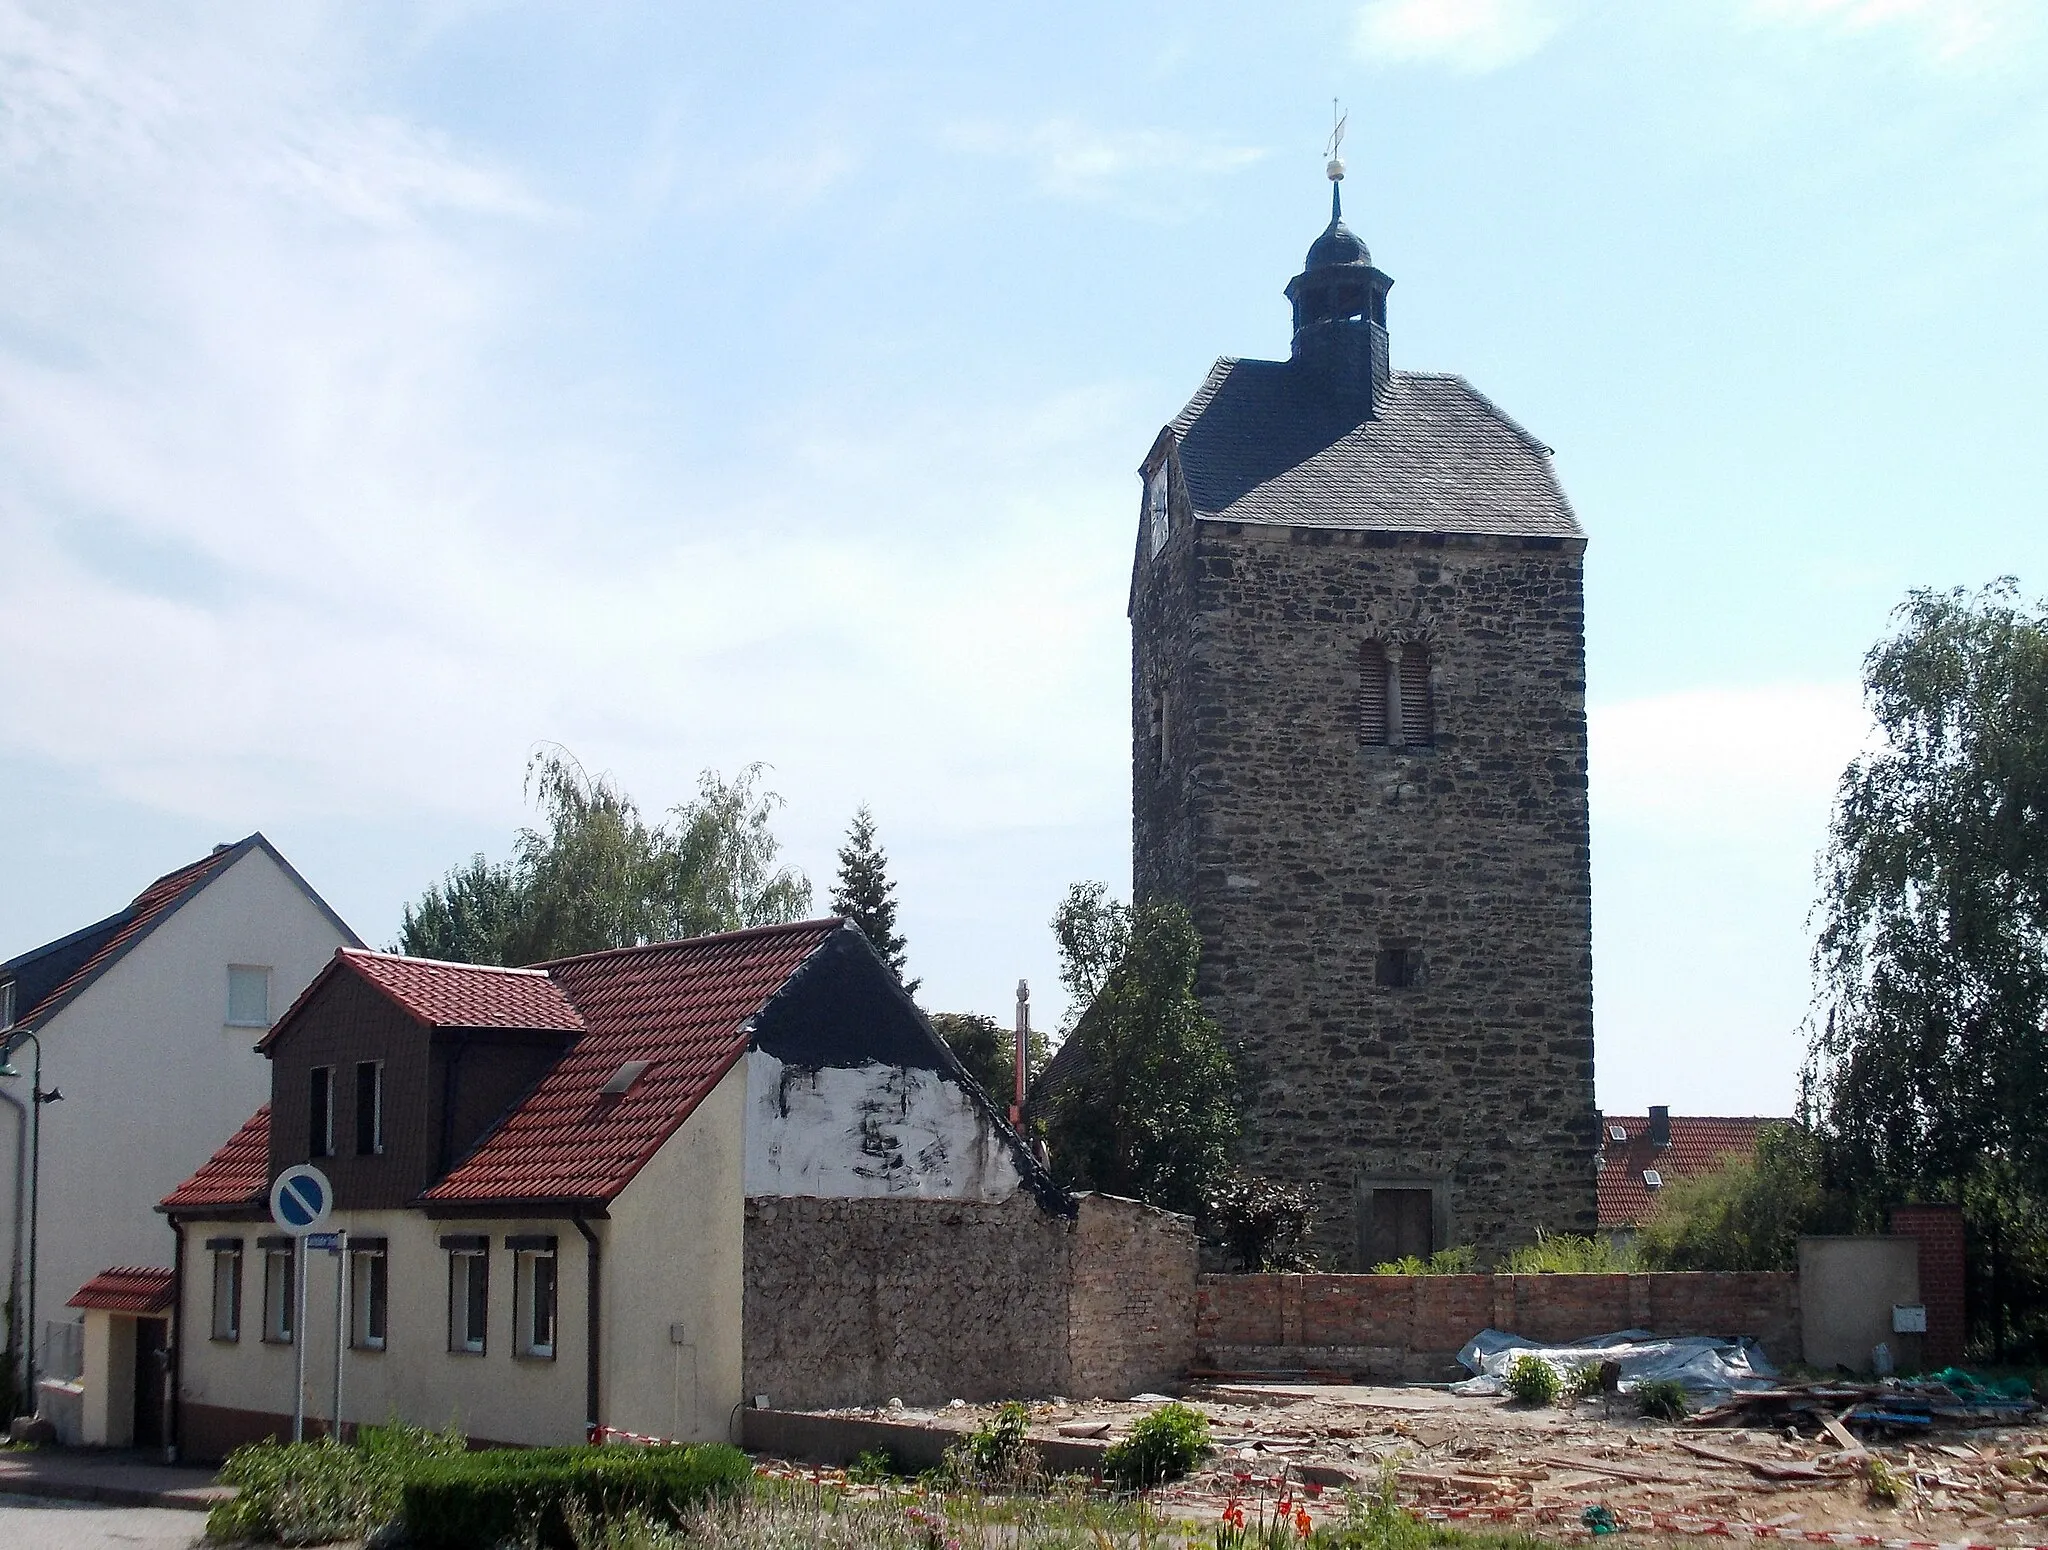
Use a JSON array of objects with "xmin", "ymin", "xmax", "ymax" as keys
[{"xmin": 1, "ymin": 1030, "xmax": 63, "ymax": 1412}]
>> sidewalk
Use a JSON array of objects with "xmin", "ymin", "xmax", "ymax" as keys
[{"xmin": 0, "ymin": 1447, "xmax": 232, "ymax": 1511}]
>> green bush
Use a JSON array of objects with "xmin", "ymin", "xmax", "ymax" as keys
[
  {"xmin": 399, "ymin": 1443, "xmax": 750, "ymax": 1550},
  {"xmin": 207, "ymin": 1426, "xmax": 464, "ymax": 1544},
  {"xmin": 1496, "ymin": 1230, "xmax": 1637, "ymax": 1274},
  {"xmin": 1371, "ymin": 1246, "xmax": 1477, "ymax": 1276},
  {"xmin": 1503, "ymin": 1354, "xmax": 1561, "ymax": 1406},
  {"xmin": 1635, "ymin": 1379, "xmax": 1689, "ymax": 1421},
  {"xmin": 964, "ymin": 1402, "xmax": 1034, "ymax": 1477},
  {"xmin": 1101, "ymin": 1402, "xmax": 1209, "ymax": 1489}
]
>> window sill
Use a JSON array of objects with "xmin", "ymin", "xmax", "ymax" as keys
[
  {"xmin": 447, "ymin": 1347, "xmax": 486, "ymax": 1358},
  {"xmin": 224, "ymin": 1020, "xmax": 271, "ymax": 1030},
  {"xmin": 350, "ymin": 1342, "xmax": 387, "ymax": 1354},
  {"xmin": 514, "ymin": 1349, "xmax": 557, "ymax": 1363},
  {"xmin": 260, "ymin": 1336, "xmax": 293, "ymax": 1347},
  {"xmin": 209, "ymin": 1334, "xmax": 240, "ymax": 1344}
]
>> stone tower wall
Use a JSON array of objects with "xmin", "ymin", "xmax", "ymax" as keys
[{"xmin": 1132, "ymin": 518, "xmax": 1598, "ymax": 1267}]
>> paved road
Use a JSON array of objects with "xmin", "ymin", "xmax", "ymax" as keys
[{"xmin": 0, "ymin": 1493, "xmax": 203, "ymax": 1550}]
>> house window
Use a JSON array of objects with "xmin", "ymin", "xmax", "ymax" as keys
[
  {"xmin": 226, "ymin": 965, "xmax": 271, "ymax": 1027},
  {"xmin": 355, "ymin": 1062, "xmax": 383, "ymax": 1156},
  {"xmin": 208, "ymin": 1239, "xmax": 242, "ymax": 1342},
  {"xmin": 443, "ymin": 1237, "xmax": 489, "ymax": 1354},
  {"xmin": 1375, "ymin": 944, "xmax": 1424, "ymax": 989},
  {"xmin": 309, "ymin": 1066, "xmax": 334, "ymax": 1159},
  {"xmin": 1397, "ymin": 642, "xmax": 1434, "ymax": 746},
  {"xmin": 1358, "ymin": 640, "xmax": 1390, "ymax": 744},
  {"xmin": 262, "ymin": 1241, "xmax": 294, "ymax": 1344},
  {"xmin": 510, "ymin": 1236, "xmax": 558, "ymax": 1360},
  {"xmin": 1147, "ymin": 466, "xmax": 1171, "ymax": 557},
  {"xmin": 351, "ymin": 1243, "xmax": 388, "ymax": 1351},
  {"xmin": 1, "ymin": 980, "xmax": 15, "ymax": 1029}
]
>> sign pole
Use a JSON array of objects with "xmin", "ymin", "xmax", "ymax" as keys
[
  {"xmin": 293, "ymin": 1236, "xmax": 307, "ymax": 1442},
  {"xmin": 333, "ymin": 1230, "xmax": 348, "ymax": 1442}
]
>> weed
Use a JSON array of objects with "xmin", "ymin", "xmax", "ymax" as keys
[
  {"xmin": 1370, "ymin": 1247, "xmax": 1477, "ymax": 1276},
  {"xmin": 1866, "ymin": 1456, "xmax": 1911, "ymax": 1506},
  {"xmin": 1503, "ymin": 1354, "xmax": 1562, "ymax": 1407},
  {"xmin": 1496, "ymin": 1230, "xmax": 1638, "ymax": 1274},
  {"xmin": 1102, "ymin": 1402, "xmax": 1211, "ymax": 1488},
  {"xmin": 1634, "ymin": 1379, "xmax": 1688, "ymax": 1421}
]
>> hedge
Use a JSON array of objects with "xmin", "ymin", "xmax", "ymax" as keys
[{"xmin": 399, "ymin": 1443, "xmax": 751, "ymax": 1549}]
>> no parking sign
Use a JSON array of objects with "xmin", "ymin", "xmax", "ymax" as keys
[{"xmin": 269, "ymin": 1164, "xmax": 332, "ymax": 1235}]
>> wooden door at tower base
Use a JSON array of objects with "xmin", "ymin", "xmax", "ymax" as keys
[{"xmin": 1366, "ymin": 1188, "xmax": 1434, "ymax": 1266}]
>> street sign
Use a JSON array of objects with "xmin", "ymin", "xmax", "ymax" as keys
[
  {"xmin": 306, "ymin": 1231, "xmax": 342, "ymax": 1251},
  {"xmin": 270, "ymin": 1164, "xmax": 333, "ymax": 1236}
]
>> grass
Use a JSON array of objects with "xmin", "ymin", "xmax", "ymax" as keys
[{"xmin": 1495, "ymin": 1232, "xmax": 1639, "ymax": 1275}]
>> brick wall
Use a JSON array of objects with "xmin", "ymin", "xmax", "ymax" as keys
[
  {"xmin": 743, "ymin": 1192, "xmax": 1196, "ymax": 1409},
  {"xmin": 1890, "ymin": 1205, "xmax": 1966, "ymax": 1368},
  {"xmin": 1198, "ymin": 1273, "xmax": 1801, "ymax": 1378}
]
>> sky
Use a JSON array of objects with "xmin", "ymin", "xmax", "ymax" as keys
[{"xmin": 2, "ymin": 0, "xmax": 2043, "ymax": 1116}]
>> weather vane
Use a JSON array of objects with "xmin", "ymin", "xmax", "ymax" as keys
[{"xmin": 1327, "ymin": 98, "xmax": 1348, "ymax": 183}]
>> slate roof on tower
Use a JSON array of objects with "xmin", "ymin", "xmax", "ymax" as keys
[{"xmin": 1165, "ymin": 365, "xmax": 1581, "ymax": 539}]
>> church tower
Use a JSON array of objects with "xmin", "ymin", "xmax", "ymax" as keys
[{"xmin": 1129, "ymin": 157, "xmax": 1597, "ymax": 1268}]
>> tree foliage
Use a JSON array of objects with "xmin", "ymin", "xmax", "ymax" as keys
[
  {"xmin": 1807, "ymin": 581, "xmax": 2048, "ymax": 1202},
  {"xmin": 1636, "ymin": 1125, "xmax": 1846, "ymax": 1272},
  {"xmin": 1050, "ymin": 881, "xmax": 1130, "ymax": 1032},
  {"xmin": 397, "ymin": 749, "xmax": 811, "ymax": 965},
  {"xmin": 927, "ymin": 1012, "xmax": 1046, "ymax": 1104},
  {"xmin": 1204, "ymin": 1170, "xmax": 1319, "ymax": 1272},
  {"xmin": 1044, "ymin": 899, "xmax": 1239, "ymax": 1215},
  {"xmin": 829, "ymin": 804, "xmax": 914, "ymax": 992}
]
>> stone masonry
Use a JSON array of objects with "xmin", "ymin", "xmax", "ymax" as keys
[{"xmin": 1129, "ymin": 175, "xmax": 1598, "ymax": 1268}]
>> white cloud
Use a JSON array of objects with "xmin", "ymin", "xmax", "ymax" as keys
[
  {"xmin": 946, "ymin": 119, "xmax": 1264, "ymax": 203},
  {"xmin": 1353, "ymin": 0, "xmax": 1562, "ymax": 73},
  {"xmin": 1589, "ymin": 681, "xmax": 1870, "ymax": 839},
  {"xmin": 1739, "ymin": 0, "xmax": 2040, "ymax": 64}
]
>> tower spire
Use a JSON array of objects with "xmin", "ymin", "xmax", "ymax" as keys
[{"xmin": 1326, "ymin": 99, "xmax": 1347, "ymax": 221}]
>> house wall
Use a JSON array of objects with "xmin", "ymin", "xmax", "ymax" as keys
[
  {"xmin": 79, "ymin": 1308, "xmax": 135, "ymax": 1447},
  {"xmin": 1131, "ymin": 518, "xmax": 1599, "ymax": 1268},
  {"xmin": 743, "ymin": 1050, "xmax": 1020, "ymax": 1202},
  {"xmin": 1197, "ymin": 1272, "xmax": 1802, "ymax": 1378},
  {"xmin": 177, "ymin": 1208, "xmax": 588, "ymax": 1459},
  {"xmin": 603, "ymin": 1061, "xmax": 746, "ymax": 1445},
  {"xmin": 175, "ymin": 1067, "xmax": 748, "ymax": 1459},
  {"xmin": 4, "ymin": 848, "xmax": 352, "ymax": 1367}
]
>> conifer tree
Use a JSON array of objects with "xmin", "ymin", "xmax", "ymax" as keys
[{"xmin": 831, "ymin": 804, "xmax": 916, "ymax": 993}]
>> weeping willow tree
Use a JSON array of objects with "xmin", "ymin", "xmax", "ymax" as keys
[
  {"xmin": 398, "ymin": 747, "xmax": 812, "ymax": 965},
  {"xmin": 1806, "ymin": 581, "xmax": 2048, "ymax": 1351}
]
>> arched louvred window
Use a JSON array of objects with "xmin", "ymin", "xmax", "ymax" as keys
[
  {"xmin": 1358, "ymin": 639, "xmax": 1389, "ymax": 745},
  {"xmin": 1398, "ymin": 641, "xmax": 1434, "ymax": 747}
]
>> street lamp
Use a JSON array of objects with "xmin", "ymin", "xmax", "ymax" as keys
[{"xmin": 1, "ymin": 1030, "xmax": 63, "ymax": 1413}]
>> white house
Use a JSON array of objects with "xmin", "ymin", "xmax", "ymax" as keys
[
  {"xmin": 0, "ymin": 833, "xmax": 359, "ymax": 1429},
  {"xmin": 159, "ymin": 919, "xmax": 1053, "ymax": 1458}
]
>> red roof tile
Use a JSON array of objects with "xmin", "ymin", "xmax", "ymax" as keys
[
  {"xmin": 425, "ymin": 919, "xmax": 843, "ymax": 1207},
  {"xmin": 257, "ymin": 949, "xmax": 585, "ymax": 1051},
  {"xmin": 17, "ymin": 847, "xmax": 243, "ymax": 1029},
  {"xmin": 68, "ymin": 1265, "xmax": 175, "ymax": 1315},
  {"xmin": 1598, "ymin": 1114, "xmax": 1782, "ymax": 1228},
  {"xmin": 162, "ymin": 1106, "xmax": 270, "ymax": 1212}
]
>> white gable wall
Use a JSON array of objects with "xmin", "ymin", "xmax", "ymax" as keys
[
  {"xmin": 743, "ymin": 1049, "xmax": 1021, "ymax": 1203},
  {"xmin": 3, "ymin": 846, "xmax": 352, "ymax": 1370}
]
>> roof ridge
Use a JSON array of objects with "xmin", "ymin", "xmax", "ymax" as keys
[
  {"xmin": 530, "ymin": 915, "xmax": 846, "ymax": 971},
  {"xmin": 342, "ymin": 947, "xmax": 554, "ymax": 978}
]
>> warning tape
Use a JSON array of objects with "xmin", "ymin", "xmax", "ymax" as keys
[{"xmin": 588, "ymin": 1423, "xmax": 683, "ymax": 1447}]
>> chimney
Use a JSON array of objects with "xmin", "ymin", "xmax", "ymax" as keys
[
  {"xmin": 1012, "ymin": 980, "xmax": 1030, "ymax": 1128},
  {"xmin": 1649, "ymin": 1106, "xmax": 1671, "ymax": 1150}
]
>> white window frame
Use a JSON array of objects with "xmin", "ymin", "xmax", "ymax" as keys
[
  {"xmin": 510, "ymin": 1238, "xmax": 558, "ymax": 1360},
  {"xmin": 209, "ymin": 1240, "xmax": 242, "ymax": 1342},
  {"xmin": 356, "ymin": 1061, "xmax": 384, "ymax": 1156},
  {"xmin": 261, "ymin": 1244, "xmax": 294, "ymax": 1344},
  {"xmin": 225, "ymin": 965, "xmax": 271, "ymax": 1028},
  {"xmin": 351, "ymin": 1245, "xmax": 388, "ymax": 1351},
  {"xmin": 1, "ymin": 980, "xmax": 16, "ymax": 1029},
  {"xmin": 444, "ymin": 1239, "xmax": 488, "ymax": 1355}
]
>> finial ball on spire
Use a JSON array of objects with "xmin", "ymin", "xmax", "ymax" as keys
[{"xmin": 1327, "ymin": 156, "xmax": 1345, "ymax": 183}]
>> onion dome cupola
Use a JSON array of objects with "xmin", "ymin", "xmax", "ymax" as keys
[{"xmin": 1284, "ymin": 153, "xmax": 1394, "ymax": 405}]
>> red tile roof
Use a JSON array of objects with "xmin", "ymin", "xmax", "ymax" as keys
[
  {"xmin": 259, "ymin": 949, "xmax": 585, "ymax": 1051},
  {"xmin": 162, "ymin": 1106, "xmax": 271, "ymax": 1212},
  {"xmin": 1598, "ymin": 1114, "xmax": 1782, "ymax": 1228},
  {"xmin": 68, "ymin": 1265, "xmax": 175, "ymax": 1315},
  {"xmin": 425, "ymin": 919, "xmax": 844, "ymax": 1207}
]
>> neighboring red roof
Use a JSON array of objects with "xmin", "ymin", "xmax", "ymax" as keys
[
  {"xmin": 162, "ymin": 1106, "xmax": 271, "ymax": 1212},
  {"xmin": 1598, "ymin": 1114, "xmax": 1781, "ymax": 1228},
  {"xmin": 69, "ymin": 1266, "xmax": 175, "ymax": 1315},
  {"xmin": 425, "ymin": 919, "xmax": 843, "ymax": 1206},
  {"xmin": 259, "ymin": 950, "xmax": 585, "ymax": 1051}
]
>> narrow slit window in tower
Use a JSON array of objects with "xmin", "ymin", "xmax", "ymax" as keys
[
  {"xmin": 1358, "ymin": 640, "xmax": 1388, "ymax": 745},
  {"xmin": 1399, "ymin": 642, "xmax": 1433, "ymax": 746}
]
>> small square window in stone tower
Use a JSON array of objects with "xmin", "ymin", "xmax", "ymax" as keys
[{"xmin": 1375, "ymin": 944, "xmax": 1423, "ymax": 988}]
